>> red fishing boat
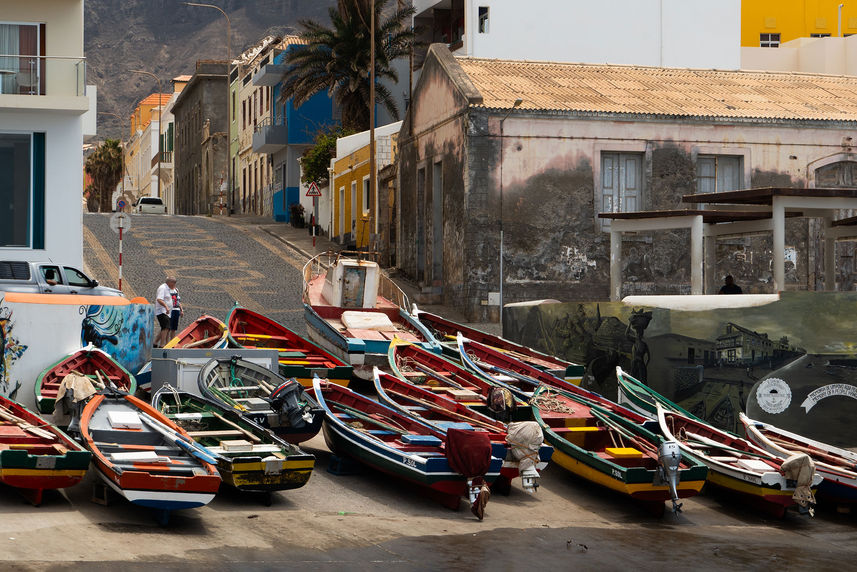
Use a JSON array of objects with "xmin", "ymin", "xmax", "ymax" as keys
[{"xmin": 164, "ymin": 315, "xmax": 228, "ymax": 349}]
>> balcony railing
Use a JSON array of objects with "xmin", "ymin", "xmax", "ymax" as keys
[{"xmin": 0, "ymin": 55, "xmax": 86, "ymax": 97}]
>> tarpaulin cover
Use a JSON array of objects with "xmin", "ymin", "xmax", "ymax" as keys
[
  {"xmin": 506, "ymin": 421, "xmax": 544, "ymax": 472},
  {"xmin": 445, "ymin": 428, "xmax": 492, "ymax": 478},
  {"xmin": 781, "ymin": 452, "xmax": 817, "ymax": 509}
]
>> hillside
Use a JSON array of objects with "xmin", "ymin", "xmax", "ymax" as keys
[{"xmin": 86, "ymin": 0, "xmax": 335, "ymax": 140}]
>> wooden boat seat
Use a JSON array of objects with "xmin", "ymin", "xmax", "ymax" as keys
[
  {"xmin": 552, "ymin": 426, "xmax": 604, "ymax": 433},
  {"xmin": 186, "ymin": 429, "xmax": 245, "ymax": 438},
  {"xmin": 218, "ymin": 386, "xmax": 262, "ymax": 392},
  {"xmin": 345, "ymin": 328, "xmax": 387, "ymax": 341},
  {"xmin": 404, "ymin": 405, "xmax": 429, "ymax": 412},
  {"xmin": 367, "ymin": 430, "xmax": 397, "ymax": 436},
  {"xmin": 604, "ymin": 447, "xmax": 643, "ymax": 459}
]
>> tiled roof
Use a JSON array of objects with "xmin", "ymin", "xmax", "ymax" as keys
[
  {"xmin": 455, "ymin": 57, "xmax": 857, "ymax": 122},
  {"xmin": 139, "ymin": 93, "xmax": 172, "ymax": 106}
]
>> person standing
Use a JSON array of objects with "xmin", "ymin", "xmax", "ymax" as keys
[
  {"xmin": 718, "ymin": 275, "xmax": 743, "ymax": 294},
  {"xmin": 168, "ymin": 279, "xmax": 183, "ymax": 342},
  {"xmin": 154, "ymin": 276, "xmax": 176, "ymax": 347}
]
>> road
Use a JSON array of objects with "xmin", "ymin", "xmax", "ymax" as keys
[{"xmin": 2, "ymin": 213, "xmax": 849, "ymax": 569}]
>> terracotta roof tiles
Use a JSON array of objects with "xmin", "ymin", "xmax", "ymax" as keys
[{"xmin": 456, "ymin": 57, "xmax": 857, "ymax": 122}]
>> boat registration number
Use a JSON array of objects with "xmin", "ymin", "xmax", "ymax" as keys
[
  {"xmin": 404, "ymin": 457, "xmax": 417, "ymax": 468},
  {"xmin": 611, "ymin": 468, "xmax": 622, "ymax": 479},
  {"xmin": 35, "ymin": 456, "xmax": 57, "ymax": 469}
]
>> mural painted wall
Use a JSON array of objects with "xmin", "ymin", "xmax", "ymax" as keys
[
  {"xmin": 505, "ymin": 292, "xmax": 857, "ymax": 444},
  {"xmin": 0, "ymin": 293, "xmax": 152, "ymax": 411}
]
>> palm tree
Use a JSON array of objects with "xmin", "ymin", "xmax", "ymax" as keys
[
  {"xmin": 84, "ymin": 139, "xmax": 123, "ymax": 213},
  {"xmin": 282, "ymin": 0, "xmax": 417, "ymax": 132}
]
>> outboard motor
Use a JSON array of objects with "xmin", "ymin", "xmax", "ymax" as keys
[
  {"xmin": 657, "ymin": 440, "xmax": 683, "ymax": 514},
  {"xmin": 269, "ymin": 379, "xmax": 314, "ymax": 429}
]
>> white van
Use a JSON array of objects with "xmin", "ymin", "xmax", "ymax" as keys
[{"xmin": 134, "ymin": 196, "xmax": 167, "ymax": 214}]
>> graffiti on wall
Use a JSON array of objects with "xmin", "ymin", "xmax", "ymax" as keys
[
  {"xmin": 0, "ymin": 306, "xmax": 28, "ymax": 399},
  {"xmin": 81, "ymin": 304, "xmax": 151, "ymax": 376}
]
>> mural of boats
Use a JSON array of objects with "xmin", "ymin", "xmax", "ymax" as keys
[
  {"xmin": 34, "ymin": 345, "xmax": 137, "ymax": 414},
  {"xmin": 78, "ymin": 390, "xmax": 221, "ymax": 524},
  {"xmin": 227, "ymin": 305, "xmax": 352, "ymax": 387},
  {"xmin": 312, "ymin": 378, "xmax": 502, "ymax": 519},
  {"xmin": 302, "ymin": 252, "xmax": 440, "ymax": 375},
  {"xmin": 151, "ymin": 386, "xmax": 315, "ymax": 502},
  {"xmin": 658, "ymin": 405, "xmax": 821, "ymax": 517},
  {"xmin": 616, "ymin": 366, "xmax": 704, "ymax": 422},
  {"xmin": 0, "ymin": 394, "xmax": 91, "ymax": 505},
  {"xmin": 163, "ymin": 315, "xmax": 228, "ymax": 349},
  {"xmin": 740, "ymin": 412, "xmax": 857, "ymax": 506},
  {"xmin": 532, "ymin": 384, "xmax": 707, "ymax": 515},
  {"xmin": 373, "ymin": 367, "xmax": 552, "ymax": 494},
  {"xmin": 197, "ymin": 356, "xmax": 324, "ymax": 444}
]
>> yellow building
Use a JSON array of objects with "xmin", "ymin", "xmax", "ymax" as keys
[{"xmin": 742, "ymin": 1, "xmax": 857, "ymax": 46}]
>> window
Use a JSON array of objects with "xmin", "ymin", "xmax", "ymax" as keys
[
  {"xmin": 816, "ymin": 161, "xmax": 857, "ymax": 187},
  {"xmin": 760, "ymin": 33, "xmax": 780, "ymax": 47},
  {"xmin": 697, "ymin": 155, "xmax": 742, "ymax": 193},
  {"xmin": 64, "ymin": 267, "xmax": 91, "ymax": 287},
  {"xmin": 0, "ymin": 23, "xmax": 41, "ymax": 95},
  {"xmin": 0, "ymin": 132, "xmax": 44, "ymax": 248},
  {"xmin": 242, "ymin": 100, "xmax": 246, "ymax": 129},
  {"xmin": 599, "ymin": 152, "xmax": 643, "ymax": 230},
  {"xmin": 811, "ymin": 33, "xmax": 831, "ymax": 38},
  {"xmin": 362, "ymin": 177, "xmax": 370, "ymax": 213},
  {"xmin": 231, "ymin": 91, "xmax": 236, "ymax": 121},
  {"xmin": 478, "ymin": 7, "xmax": 489, "ymax": 33}
]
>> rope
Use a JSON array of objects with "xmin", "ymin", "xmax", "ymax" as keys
[{"xmin": 530, "ymin": 389, "xmax": 575, "ymax": 414}]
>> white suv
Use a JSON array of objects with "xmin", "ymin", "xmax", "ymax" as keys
[{"xmin": 134, "ymin": 196, "xmax": 167, "ymax": 214}]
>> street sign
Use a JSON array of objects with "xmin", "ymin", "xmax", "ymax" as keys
[
  {"xmin": 306, "ymin": 181, "xmax": 322, "ymax": 197},
  {"xmin": 109, "ymin": 212, "xmax": 132, "ymax": 234},
  {"xmin": 117, "ymin": 199, "xmax": 127, "ymax": 210}
]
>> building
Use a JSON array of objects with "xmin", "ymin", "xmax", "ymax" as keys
[
  {"xmin": 398, "ymin": 44, "xmax": 857, "ymax": 321},
  {"xmin": 230, "ymin": 36, "xmax": 281, "ymax": 216},
  {"xmin": 0, "ymin": 0, "xmax": 95, "ymax": 267},
  {"xmin": 254, "ymin": 38, "xmax": 339, "ymax": 223},
  {"xmin": 124, "ymin": 92, "xmax": 171, "ymax": 204},
  {"xmin": 329, "ymin": 122, "xmax": 401, "ymax": 249},
  {"xmin": 157, "ymin": 75, "xmax": 190, "ymax": 214},
  {"xmin": 412, "ymin": 0, "xmax": 741, "ymax": 70},
  {"xmin": 172, "ymin": 61, "xmax": 228, "ymax": 215},
  {"xmin": 741, "ymin": 1, "xmax": 856, "ymax": 47}
]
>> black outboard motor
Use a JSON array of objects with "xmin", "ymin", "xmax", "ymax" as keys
[{"xmin": 269, "ymin": 378, "xmax": 314, "ymax": 429}]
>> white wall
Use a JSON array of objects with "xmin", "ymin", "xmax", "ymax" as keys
[
  {"xmin": 0, "ymin": 111, "xmax": 84, "ymax": 267},
  {"xmin": 447, "ymin": 0, "xmax": 740, "ymax": 69},
  {"xmin": 743, "ymin": 36, "xmax": 857, "ymax": 76}
]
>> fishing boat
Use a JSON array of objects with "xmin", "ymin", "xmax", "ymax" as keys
[
  {"xmin": 302, "ymin": 251, "xmax": 441, "ymax": 376},
  {"xmin": 227, "ymin": 305, "xmax": 352, "ymax": 387},
  {"xmin": 388, "ymin": 338, "xmax": 527, "ymax": 421},
  {"xmin": 34, "ymin": 345, "xmax": 137, "ymax": 414},
  {"xmin": 197, "ymin": 356, "xmax": 324, "ymax": 444},
  {"xmin": 740, "ymin": 412, "xmax": 857, "ymax": 505},
  {"xmin": 615, "ymin": 367, "xmax": 703, "ymax": 422},
  {"xmin": 373, "ymin": 367, "xmax": 552, "ymax": 494},
  {"xmin": 163, "ymin": 315, "xmax": 228, "ymax": 349},
  {"xmin": 532, "ymin": 384, "xmax": 707, "ymax": 514},
  {"xmin": 77, "ymin": 389, "xmax": 221, "ymax": 524},
  {"xmin": 313, "ymin": 378, "xmax": 502, "ymax": 519},
  {"xmin": 0, "ymin": 394, "xmax": 91, "ymax": 505},
  {"xmin": 151, "ymin": 386, "xmax": 315, "ymax": 501},
  {"xmin": 414, "ymin": 307, "xmax": 584, "ymax": 384},
  {"xmin": 659, "ymin": 405, "xmax": 821, "ymax": 517}
]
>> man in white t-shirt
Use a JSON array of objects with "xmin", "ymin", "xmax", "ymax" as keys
[{"xmin": 154, "ymin": 277, "xmax": 176, "ymax": 347}]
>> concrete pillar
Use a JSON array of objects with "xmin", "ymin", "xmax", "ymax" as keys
[
  {"xmin": 772, "ymin": 199, "xmax": 785, "ymax": 292},
  {"xmin": 691, "ymin": 215, "xmax": 703, "ymax": 295},
  {"xmin": 824, "ymin": 216, "xmax": 836, "ymax": 291},
  {"xmin": 704, "ymin": 233, "xmax": 717, "ymax": 294},
  {"xmin": 610, "ymin": 230, "xmax": 622, "ymax": 301}
]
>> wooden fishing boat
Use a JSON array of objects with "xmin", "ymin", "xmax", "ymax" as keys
[
  {"xmin": 388, "ymin": 338, "xmax": 528, "ymax": 420},
  {"xmin": 34, "ymin": 345, "xmax": 137, "ymax": 414},
  {"xmin": 740, "ymin": 412, "xmax": 857, "ymax": 505},
  {"xmin": 532, "ymin": 384, "xmax": 708, "ymax": 514},
  {"xmin": 616, "ymin": 366, "xmax": 703, "ymax": 422},
  {"xmin": 302, "ymin": 251, "xmax": 441, "ymax": 375},
  {"xmin": 197, "ymin": 356, "xmax": 324, "ymax": 444},
  {"xmin": 659, "ymin": 405, "xmax": 821, "ymax": 517},
  {"xmin": 414, "ymin": 307, "xmax": 584, "ymax": 384},
  {"xmin": 78, "ymin": 390, "xmax": 221, "ymax": 524},
  {"xmin": 163, "ymin": 314, "xmax": 228, "ymax": 349},
  {"xmin": 151, "ymin": 386, "xmax": 315, "ymax": 500},
  {"xmin": 373, "ymin": 367, "xmax": 552, "ymax": 493},
  {"xmin": 312, "ymin": 378, "xmax": 502, "ymax": 519},
  {"xmin": 227, "ymin": 305, "xmax": 352, "ymax": 387},
  {"xmin": 0, "ymin": 394, "xmax": 91, "ymax": 505}
]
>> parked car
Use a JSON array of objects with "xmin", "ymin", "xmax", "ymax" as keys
[
  {"xmin": 0, "ymin": 260, "xmax": 123, "ymax": 296},
  {"xmin": 134, "ymin": 196, "xmax": 167, "ymax": 214}
]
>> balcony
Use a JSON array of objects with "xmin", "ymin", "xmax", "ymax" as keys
[
  {"xmin": 252, "ymin": 118, "xmax": 288, "ymax": 153},
  {"xmin": 0, "ymin": 55, "xmax": 88, "ymax": 113},
  {"xmin": 252, "ymin": 63, "xmax": 288, "ymax": 87}
]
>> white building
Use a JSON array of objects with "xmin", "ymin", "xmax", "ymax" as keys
[
  {"xmin": 0, "ymin": 0, "xmax": 95, "ymax": 267},
  {"xmin": 413, "ymin": 0, "xmax": 741, "ymax": 70}
]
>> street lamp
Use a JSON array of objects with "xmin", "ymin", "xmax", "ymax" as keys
[
  {"xmin": 97, "ymin": 111, "xmax": 130, "ymax": 208},
  {"xmin": 498, "ymin": 97, "xmax": 523, "ymax": 329},
  {"xmin": 185, "ymin": 2, "xmax": 232, "ymax": 215},
  {"xmin": 130, "ymin": 69, "xmax": 162, "ymax": 200}
]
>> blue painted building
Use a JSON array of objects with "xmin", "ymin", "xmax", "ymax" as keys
[{"xmin": 254, "ymin": 43, "xmax": 339, "ymax": 223}]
